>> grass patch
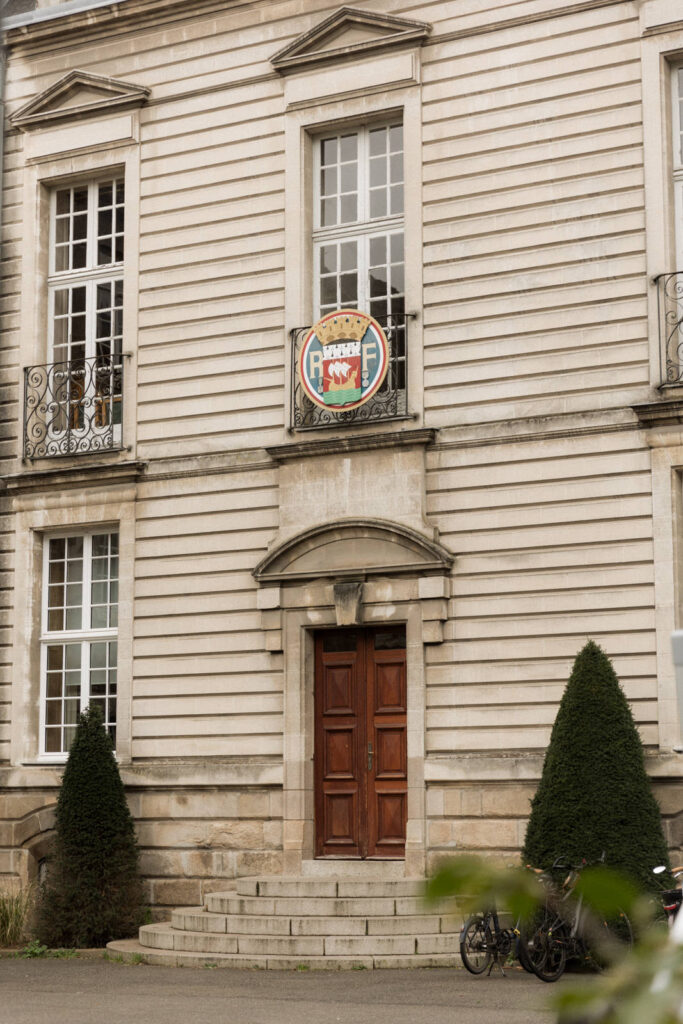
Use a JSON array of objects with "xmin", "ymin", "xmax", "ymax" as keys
[{"xmin": 0, "ymin": 886, "xmax": 34, "ymax": 946}]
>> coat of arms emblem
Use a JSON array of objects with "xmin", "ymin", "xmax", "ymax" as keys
[{"xmin": 299, "ymin": 310, "xmax": 390, "ymax": 411}]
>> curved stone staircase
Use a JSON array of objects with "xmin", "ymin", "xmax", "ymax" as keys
[{"xmin": 107, "ymin": 875, "xmax": 463, "ymax": 969}]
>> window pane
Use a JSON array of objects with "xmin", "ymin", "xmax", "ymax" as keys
[
  {"xmin": 45, "ymin": 729, "xmax": 61, "ymax": 753},
  {"xmin": 340, "ymin": 194, "xmax": 357, "ymax": 222},
  {"xmin": 98, "ymin": 239, "xmax": 112, "ymax": 265},
  {"xmin": 339, "ymin": 134, "xmax": 357, "ymax": 161},
  {"xmin": 370, "ymin": 158, "xmax": 386, "ymax": 188},
  {"xmin": 46, "ymin": 675, "xmax": 62, "ymax": 699},
  {"xmin": 321, "ymin": 167, "xmax": 337, "ymax": 195},
  {"xmin": 370, "ymin": 189, "xmax": 387, "ymax": 218},
  {"xmin": 321, "ymin": 197, "xmax": 336, "ymax": 227},
  {"xmin": 91, "ymin": 606, "xmax": 107, "ymax": 629},
  {"xmin": 370, "ymin": 267, "xmax": 387, "ymax": 297},
  {"xmin": 48, "ymin": 608, "xmax": 64, "ymax": 631},
  {"xmin": 55, "ymin": 247, "xmax": 69, "ymax": 273},
  {"xmin": 370, "ymin": 236, "xmax": 386, "ymax": 266},
  {"xmin": 46, "ymin": 701, "xmax": 62, "ymax": 726},
  {"xmin": 340, "ymin": 163, "xmax": 356, "ymax": 192},
  {"xmin": 340, "ymin": 273, "xmax": 357, "ymax": 304},
  {"xmin": 369, "ymin": 127, "xmax": 386, "ymax": 156},
  {"xmin": 321, "ymin": 137, "xmax": 337, "ymax": 164},
  {"xmin": 64, "ymin": 701, "xmax": 80, "ymax": 725},
  {"xmin": 340, "ymin": 241, "xmax": 357, "ymax": 272},
  {"xmin": 47, "ymin": 645, "xmax": 63, "ymax": 671},
  {"xmin": 56, "ymin": 190, "xmax": 70, "ymax": 215},
  {"xmin": 72, "ymin": 242, "xmax": 87, "ymax": 269},
  {"xmin": 320, "ymin": 245, "xmax": 337, "ymax": 275},
  {"xmin": 321, "ymin": 276, "xmax": 337, "ymax": 306},
  {"xmin": 71, "ymin": 288, "xmax": 86, "ymax": 315},
  {"xmin": 73, "ymin": 213, "xmax": 87, "ymax": 240},
  {"xmin": 65, "ymin": 607, "xmax": 82, "ymax": 630},
  {"xmin": 54, "ymin": 291, "xmax": 68, "ymax": 319}
]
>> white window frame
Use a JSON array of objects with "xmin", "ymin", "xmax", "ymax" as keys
[
  {"xmin": 38, "ymin": 529, "xmax": 118, "ymax": 761},
  {"xmin": 312, "ymin": 122, "xmax": 404, "ymax": 320},
  {"xmin": 46, "ymin": 179, "xmax": 124, "ymax": 445}
]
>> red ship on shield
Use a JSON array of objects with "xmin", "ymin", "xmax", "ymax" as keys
[{"xmin": 317, "ymin": 312, "xmax": 371, "ymax": 406}]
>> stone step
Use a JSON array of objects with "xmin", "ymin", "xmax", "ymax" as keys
[
  {"xmin": 140, "ymin": 922, "xmax": 461, "ymax": 958},
  {"xmin": 235, "ymin": 877, "xmax": 425, "ymax": 899},
  {"xmin": 300, "ymin": 860, "xmax": 404, "ymax": 878},
  {"xmin": 204, "ymin": 892, "xmax": 431, "ymax": 918},
  {"xmin": 171, "ymin": 907, "xmax": 460, "ymax": 937},
  {"xmin": 107, "ymin": 937, "xmax": 461, "ymax": 971}
]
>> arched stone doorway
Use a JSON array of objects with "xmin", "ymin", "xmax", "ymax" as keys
[{"xmin": 254, "ymin": 517, "xmax": 453, "ymax": 877}]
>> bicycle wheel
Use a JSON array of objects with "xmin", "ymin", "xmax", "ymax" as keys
[
  {"xmin": 459, "ymin": 914, "xmax": 493, "ymax": 975},
  {"xmin": 517, "ymin": 908, "xmax": 554, "ymax": 974},
  {"xmin": 531, "ymin": 921, "xmax": 568, "ymax": 983}
]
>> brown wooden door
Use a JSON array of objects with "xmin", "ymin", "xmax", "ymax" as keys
[{"xmin": 314, "ymin": 626, "xmax": 407, "ymax": 858}]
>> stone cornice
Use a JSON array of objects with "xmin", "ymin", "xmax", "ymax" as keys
[
  {"xmin": 266, "ymin": 428, "xmax": 436, "ymax": 463},
  {"xmin": 3, "ymin": 459, "xmax": 146, "ymax": 496},
  {"xmin": 632, "ymin": 397, "xmax": 683, "ymax": 429},
  {"xmin": 2, "ymin": 0, "xmax": 630, "ymax": 52}
]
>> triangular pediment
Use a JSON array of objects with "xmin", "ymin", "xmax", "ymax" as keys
[
  {"xmin": 271, "ymin": 7, "xmax": 431, "ymax": 74},
  {"xmin": 10, "ymin": 70, "xmax": 150, "ymax": 130}
]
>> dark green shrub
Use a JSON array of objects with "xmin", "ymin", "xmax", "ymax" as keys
[
  {"xmin": 37, "ymin": 706, "xmax": 145, "ymax": 947},
  {"xmin": 522, "ymin": 640, "xmax": 670, "ymax": 889}
]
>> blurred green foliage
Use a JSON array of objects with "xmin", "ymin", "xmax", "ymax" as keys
[{"xmin": 427, "ymin": 855, "xmax": 683, "ymax": 1024}]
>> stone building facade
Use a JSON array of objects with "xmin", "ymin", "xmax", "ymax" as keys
[{"xmin": 1, "ymin": 0, "xmax": 683, "ymax": 919}]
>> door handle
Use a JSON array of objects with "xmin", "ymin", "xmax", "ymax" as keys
[{"xmin": 368, "ymin": 743, "xmax": 373, "ymax": 772}]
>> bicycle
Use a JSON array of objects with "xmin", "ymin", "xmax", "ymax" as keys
[
  {"xmin": 460, "ymin": 889, "xmax": 550, "ymax": 977},
  {"xmin": 519, "ymin": 857, "xmax": 633, "ymax": 983},
  {"xmin": 652, "ymin": 864, "xmax": 683, "ymax": 925}
]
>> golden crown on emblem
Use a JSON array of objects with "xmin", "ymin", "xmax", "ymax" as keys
[{"xmin": 316, "ymin": 311, "xmax": 372, "ymax": 346}]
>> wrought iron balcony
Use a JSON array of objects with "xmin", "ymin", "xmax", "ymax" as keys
[
  {"xmin": 656, "ymin": 271, "xmax": 683, "ymax": 385},
  {"xmin": 24, "ymin": 355, "xmax": 124, "ymax": 459},
  {"xmin": 290, "ymin": 313, "xmax": 410, "ymax": 430}
]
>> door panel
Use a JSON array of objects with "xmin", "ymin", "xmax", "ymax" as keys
[
  {"xmin": 315, "ymin": 627, "xmax": 406, "ymax": 858},
  {"xmin": 324, "ymin": 664, "xmax": 355, "ymax": 714},
  {"xmin": 374, "ymin": 726, "xmax": 407, "ymax": 778}
]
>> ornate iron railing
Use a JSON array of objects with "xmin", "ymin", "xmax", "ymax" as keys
[
  {"xmin": 24, "ymin": 355, "xmax": 124, "ymax": 459},
  {"xmin": 657, "ymin": 272, "xmax": 683, "ymax": 385},
  {"xmin": 290, "ymin": 313, "xmax": 411, "ymax": 430}
]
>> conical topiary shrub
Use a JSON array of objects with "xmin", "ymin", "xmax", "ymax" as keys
[
  {"xmin": 37, "ymin": 705, "xmax": 145, "ymax": 947},
  {"xmin": 522, "ymin": 640, "xmax": 670, "ymax": 889}
]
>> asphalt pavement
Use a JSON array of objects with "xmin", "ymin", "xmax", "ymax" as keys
[{"xmin": 0, "ymin": 958, "xmax": 558, "ymax": 1024}]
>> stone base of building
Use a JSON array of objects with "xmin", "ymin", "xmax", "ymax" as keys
[{"xmin": 2, "ymin": 770, "xmax": 682, "ymax": 917}]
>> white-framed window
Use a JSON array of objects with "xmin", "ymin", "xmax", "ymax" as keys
[
  {"xmin": 47, "ymin": 179, "xmax": 124, "ymax": 439},
  {"xmin": 39, "ymin": 531, "xmax": 118, "ymax": 757},
  {"xmin": 313, "ymin": 123, "xmax": 405, "ymax": 322}
]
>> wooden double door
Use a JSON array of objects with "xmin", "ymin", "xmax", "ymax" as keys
[{"xmin": 314, "ymin": 626, "xmax": 407, "ymax": 858}]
